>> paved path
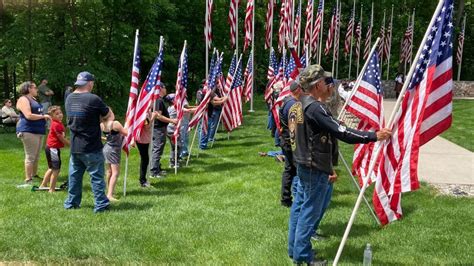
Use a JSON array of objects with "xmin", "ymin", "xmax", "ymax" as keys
[{"xmin": 383, "ymin": 100, "xmax": 474, "ymax": 186}]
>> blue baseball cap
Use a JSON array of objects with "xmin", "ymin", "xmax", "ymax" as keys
[{"xmin": 74, "ymin": 71, "xmax": 95, "ymax": 86}]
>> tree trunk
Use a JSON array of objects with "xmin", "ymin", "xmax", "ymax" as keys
[
  {"xmin": 455, "ymin": 0, "xmax": 465, "ymax": 28},
  {"xmin": 2, "ymin": 63, "xmax": 9, "ymax": 99}
]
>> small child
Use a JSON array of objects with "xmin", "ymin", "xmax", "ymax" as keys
[
  {"xmin": 101, "ymin": 108, "xmax": 127, "ymax": 202},
  {"xmin": 40, "ymin": 106, "xmax": 69, "ymax": 192},
  {"xmin": 165, "ymin": 94, "xmax": 181, "ymax": 169}
]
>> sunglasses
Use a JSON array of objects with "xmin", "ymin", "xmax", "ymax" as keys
[{"xmin": 324, "ymin": 77, "xmax": 334, "ymax": 85}]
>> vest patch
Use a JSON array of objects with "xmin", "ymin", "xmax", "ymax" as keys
[{"xmin": 289, "ymin": 102, "xmax": 303, "ymax": 150}]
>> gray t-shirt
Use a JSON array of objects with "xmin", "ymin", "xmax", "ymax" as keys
[{"xmin": 38, "ymin": 84, "xmax": 52, "ymax": 103}]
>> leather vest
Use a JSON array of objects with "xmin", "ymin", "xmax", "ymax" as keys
[{"xmin": 292, "ymin": 95, "xmax": 337, "ymax": 174}]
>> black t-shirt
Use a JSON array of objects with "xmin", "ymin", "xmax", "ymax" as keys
[
  {"xmin": 207, "ymin": 90, "xmax": 222, "ymax": 116},
  {"xmin": 66, "ymin": 92, "xmax": 109, "ymax": 153},
  {"xmin": 154, "ymin": 98, "xmax": 169, "ymax": 128}
]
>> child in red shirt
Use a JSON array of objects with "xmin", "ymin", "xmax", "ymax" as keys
[{"xmin": 40, "ymin": 106, "xmax": 69, "ymax": 192}]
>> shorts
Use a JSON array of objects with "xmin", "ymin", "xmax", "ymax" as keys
[{"xmin": 45, "ymin": 146, "xmax": 61, "ymax": 170}]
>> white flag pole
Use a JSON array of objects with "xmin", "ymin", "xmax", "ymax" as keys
[
  {"xmin": 249, "ymin": 0, "xmax": 255, "ymax": 112},
  {"xmin": 333, "ymin": 1, "xmax": 445, "ymax": 263},
  {"xmin": 308, "ymin": 0, "xmax": 314, "ymax": 63},
  {"xmin": 457, "ymin": 14, "xmax": 466, "ymax": 81},
  {"xmin": 331, "ymin": 0, "xmax": 339, "ymax": 74},
  {"xmin": 348, "ymin": 0, "xmax": 356, "ymax": 79},
  {"xmin": 235, "ymin": 0, "xmax": 239, "ymax": 55},
  {"xmin": 386, "ymin": 4, "xmax": 394, "ymax": 80},
  {"xmin": 205, "ymin": 0, "xmax": 209, "ymax": 78}
]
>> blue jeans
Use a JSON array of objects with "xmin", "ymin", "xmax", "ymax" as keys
[
  {"xmin": 312, "ymin": 182, "xmax": 334, "ymax": 235},
  {"xmin": 64, "ymin": 152, "xmax": 109, "ymax": 213},
  {"xmin": 288, "ymin": 164, "xmax": 330, "ymax": 263},
  {"xmin": 199, "ymin": 109, "xmax": 221, "ymax": 149},
  {"xmin": 288, "ymin": 176, "xmax": 303, "ymax": 259},
  {"xmin": 179, "ymin": 115, "xmax": 190, "ymax": 157}
]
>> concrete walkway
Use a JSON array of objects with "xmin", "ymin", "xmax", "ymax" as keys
[{"xmin": 383, "ymin": 100, "xmax": 474, "ymax": 186}]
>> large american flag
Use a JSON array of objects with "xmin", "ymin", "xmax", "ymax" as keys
[
  {"xmin": 355, "ymin": 20, "xmax": 362, "ymax": 63},
  {"xmin": 133, "ymin": 45, "xmax": 164, "ymax": 140},
  {"xmin": 278, "ymin": 0, "xmax": 289, "ymax": 51},
  {"xmin": 378, "ymin": 18, "xmax": 386, "ymax": 60},
  {"xmin": 344, "ymin": 8, "xmax": 355, "ymax": 57},
  {"xmin": 205, "ymin": 0, "xmax": 213, "ymax": 49},
  {"xmin": 265, "ymin": 49, "xmax": 279, "ymax": 104},
  {"xmin": 374, "ymin": 0, "xmax": 454, "ymax": 225},
  {"xmin": 244, "ymin": 0, "xmax": 254, "ymax": 52},
  {"xmin": 292, "ymin": 2, "xmax": 302, "ymax": 47},
  {"xmin": 324, "ymin": 6, "xmax": 337, "ymax": 56},
  {"xmin": 224, "ymin": 53, "xmax": 238, "ymax": 95},
  {"xmin": 400, "ymin": 13, "xmax": 414, "ymax": 64},
  {"xmin": 456, "ymin": 14, "xmax": 465, "ymax": 66},
  {"xmin": 123, "ymin": 31, "xmax": 140, "ymax": 155},
  {"xmin": 265, "ymin": 0, "xmax": 274, "ymax": 50},
  {"xmin": 311, "ymin": 0, "xmax": 324, "ymax": 57},
  {"xmin": 222, "ymin": 56, "xmax": 244, "ymax": 131},
  {"xmin": 304, "ymin": 0, "xmax": 313, "ymax": 53},
  {"xmin": 364, "ymin": 22, "xmax": 373, "ymax": 60},
  {"xmin": 346, "ymin": 51, "xmax": 384, "ymax": 184},
  {"xmin": 243, "ymin": 50, "xmax": 253, "ymax": 102},
  {"xmin": 384, "ymin": 13, "xmax": 393, "ymax": 64},
  {"xmin": 173, "ymin": 44, "xmax": 189, "ymax": 141},
  {"xmin": 228, "ymin": 0, "xmax": 238, "ymax": 49}
]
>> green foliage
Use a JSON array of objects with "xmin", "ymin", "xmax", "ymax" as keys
[{"xmin": 0, "ymin": 99, "xmax": 473, "ymax": 264}]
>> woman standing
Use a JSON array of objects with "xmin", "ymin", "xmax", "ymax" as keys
[{"xmin": 16, "ymin": 81, "xmax": 50, "ymax": 183}]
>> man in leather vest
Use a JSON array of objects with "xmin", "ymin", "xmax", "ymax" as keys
[
  {"xmin": 287, "ymin": 65, "xmax": 391, "ymax": 265},
  {"xmin": 279, "ymin": 81, "xmax": 303, "ymax": 207}
]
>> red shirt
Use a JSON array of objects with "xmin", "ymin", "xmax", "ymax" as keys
[{"xmin": 47, "ymin": 119, "xmax": 66, "ymax": 148}]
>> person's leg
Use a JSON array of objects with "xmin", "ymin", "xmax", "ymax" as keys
[
  {"xmin": 288, "ymin": 176, "xmax": 303, "ymax": 259},
  {"xmin": 136, "ymin": 142, "xmax": 149, "ymax": 185},
  {"xmin": 31, "ymin": 134, "xmax": 43, "ymax": 177},
  {"xmin": 105, "ymin": 163, "xmax": 112, "ymax": 188},
  {"xmin": 40, "ymin": 169, "xmax": 52, "ymax": 187},
  {"xmin": 21, "ymin": 133, "xmax": 40, "ymax": 182},
  {"xmin": 180, "ymin": 117, "xmax": 190, "ymax": 157},
  {"xmin": 84, "ymin": 152, "xmax": 109, "ymax": 212},
  {"xmin": 150, "ymin": 127, "xmax": 163, "ymax": 176},
  {"xmin": 64, "ymin": 153, "xmax": 86, "ymax": 209},
  {"xmin": 199, "ymin": 120, "xmax": 209, "ymax": 149},
  {"xmin": 281, "ymin": 144, "xmax": 296, "ymax": 207},
  {"xmin": 156, "ymin": 128, "xmax": 167, "ymax": 173},
  {"xmin": 107, "ymin": 164, "xmax": 120, "ymax": 200},
  {"xmin": 312, "ymin": 182, "xmax": 334, "ymax": 236},
  {"xmin": 49, "ymin": 169, "xmax": 60, "ymax": 192},
  {"xmin": 292, "ymin": 166, "xmax": 330, "ymax": 263},
  {"xmin": 208, "ymin": 109, "xmax": 221, "ymax": 142}
]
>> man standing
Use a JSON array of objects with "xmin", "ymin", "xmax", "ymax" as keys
[
  {"xmin": 199, "ymin": 85, "xmax": 227, "ymax": 150},
  {"xmin": 64, "ymin": 71, "xmax": 111, "ymax": 213},
  {"xmin": 287, "ymin": 65, "xmax": 391, "ymax": 264},
  {"xmin": 38, "ymin": 78, "xmax": 54, "ymax": 114}
]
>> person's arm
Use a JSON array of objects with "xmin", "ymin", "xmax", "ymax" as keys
[
  {"xmin": 16, "ymin": 97, "xmax": 50, "ymax": 121},
  {"xmin": 311, "ymin": 104, "xmax": 390, "ymax": 144},
  {"xmin": 112, "ymin": 121, "xmax": 128, "ymax": 136},
  {"xmin": 57, "ymin": 132, "xmax": 70, "ymax": 146},
  {"xmin": 153, "ymin": 111, "xmax": 177, "ymax": 124},
  {"xmin": 94, "ymin": 96, "xmax": 111, "ymax": 121},
  {"xmin": 211, "ymin": 96, "xmax": 228, "ymax": 106}
]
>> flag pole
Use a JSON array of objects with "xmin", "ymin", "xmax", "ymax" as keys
[
  {"xmin": 308, "ymin": 0, "xmax": 314, "ymax": 63},
  {"xmin": 297, "ymin": 0, "xmax": 302, "ymax": 55},
  {"xmin": 318, "ymin": 0, "xmax": 325, "ymax": 64},
  {"xmin": 235, "ymin": 0, "xmax": 239, "ymax": 55},
  {"xmin": 386, "ymin": 4, "xmax": 394, "ymax": 80},
  {"xmin": 335, "ymin": 1, "xmax": 341, "ymax": 79},
  {"xmin": 333, "ymin": 1, "xmax": 445, "ymax": 263},
  {"xmin": 175, "ymin": 40, "xmax": 187, "ymax": 175},
  {"xmin": 331, "ymin": 0, "xmax": 339, "ymax": 76},
  {"xmin": 356, "ymin": 4, "xmax": 363, "ymax": 75},
  {"xmin": 457, "ymin": 14, "xmax": 466, "ymax": 81},
  {"xmin": 205, "ymin": 0, "xmax": 209, "ymax": 78},
  {"xmin": 186, "ymin": 124, "xmax": 198, "ymax": 166},
  {"xmin": 348, "ymin": 0, "xmax": 356, "ymax": 79},
  {"xmin": 249, "ymin": 0, "xmax": 255, "ymax": 112},
  {"xmin": 291, "ymin": 0, "xmax": 296, "ymax": 41}
]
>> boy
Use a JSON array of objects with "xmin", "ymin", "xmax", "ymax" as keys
[{"xmin": 40, "ymin": 106, "xmax": 69, "ymax": 192}]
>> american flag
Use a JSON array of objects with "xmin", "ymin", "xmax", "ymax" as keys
[
  {"xmin": 384, "ymin": 14, "xmax": 392, "ymax": 64},
  {"xmin": 208, "ymin": 49, "xmax": 217, "ymax": 81},
  {"xmin": 378, "ymin": 19, "xmax": 386, "ymax": 60},
  {"xmin": 364, "ymin": 23, "xmax": 373, "ymax": 60},
  {"xmin": 205, "ymin": 0, "xmax": 213, "ymax": 49},
  {"xmin": 355, "ymin": 20, "xmax": 362, "ymax": 62},
  {"xmin": 278, "ymin": 0, "xmax": 289, "ymax": 51},
  {"xmin": 374, "ymin": 0, "xmax": 454, "ymax": 225},
  {"xmin": 324, "ymin": 6, "xmax": 337, "ymax": 56},
  {"xmin": 311, "ymin": 0, "xmax": 324, "ymax": 57},
  {"xmin": 304, "ymin": 0, "xmax": 313, "ymax": 53},
  {"xmin": 400, "ymin": 15, "xmax": 414, "ymax": 64},
  {"xmin": 224, "ymin": 53, "xmax": 238, "ymax": 95},
  {"xmin": 346, "ymin": 51, "xmax": 384, "ymax": 184},
  {"xmin": 244, "ymin": 0, "xmax": 254, "ymax": 52},
  {"xmin": 344, "ymin": 8, "xmax": 355, "ymax": 57},
  {"xmin": 293, "ymin": 2, "xmax": 302, "ymax": 47},
  {"xmin": 267, "ymin": 48, "xmax": 278, "ymax": 81},
  {"xmin": 123, "ymin": 31, "xmax": 140, "ymax": 155},
  {"xmin": 228, "ymin": 0, "xmax": 238, "ymax": 49},
  {"xmin": 456, "ymin": 14, "xmax": 465, "ymax": 66},
  {"xmin": 133, "ymin": 45, "xmax": 164, "ymax": 140},
  {"xmin": 222, "ymin": 56, "xmax": 244, "ymax": 131},
  {"xmin": 173, "ymin": 44, "xmax": 189, "ymax": 141},
  {"xmin": 265, "ymin": 0, "xmax": 274, "ymax": 50},
  {"xmin": 334, "ymin": 4, "xmax": 341, "ymax": 61},
  {"xmin": 243, "ymin": 50, "xmax": 253, "ymax": 102}
]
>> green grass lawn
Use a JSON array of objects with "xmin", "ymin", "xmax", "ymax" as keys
[
  {"xmin": 441, "ymin": 99, "xmax": 474, "ymax": 152},
  {"xmin": 0, "ymin": 99, "xmax": 473, "ymax": 264}
]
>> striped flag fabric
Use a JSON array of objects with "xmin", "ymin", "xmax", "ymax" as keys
[
  {"xmin": 324, "ymin": 6, "xmax": 337, "ymax": 56},
  {"xmin": 456, "ymin": 15, "xmax": 465, "ymax": 65},
  {"xmin": 265, "ymin": 0, "xmax": 274, "ymax": 50},
  {"xmin": 378, "ymin": 22, "xmax": 385, "ymax": 60},
  {"xmin": 311, "ymin": 0, "xmax": 324, "ymax": 57},
  {"xmin": 205, "ymin": 0, "xmax": 213, "ymax": 48},
  {"xmin": 224, "ymin": 53, "xmax": 238, "ymax": 95},
  {"xmin": 267, "ymin": 48, "xmax": 278, "ymax": 81},
  {"xmin": 244, "ymin": 0, "xmax": 254, "ymax": 52},
  {"xmin": 243, "ymin": 50, "xmax": 253, "ymax": 102},
  {"xmin": 222, "ymin": 57, "xmax": 244, "ymax": 131},
  {"xmin": 400, "ymin": 17, "xmax": 414, "ymax": 64},
  {"xmin": 122, "ymin": 31, "xmax": 140, "ymax": 155},
  {"xmin": 278, "ymin": 0, "xmax": 289, "ymax": 51},
  {"xmin": 133, "ymin": 45, "xmax": 164, "ymax": 140},
  {"xmin": 228, "ymin": 0, "xmax": 238, "ymax": 49},
  {"xmin": 374, "ymin": 0, "xmax": 454, "ymax": 225},
  {"xmin": 293, "ymin": 2, "xmax": 302, "ymax": 46},
  {"xmin": 384, "ymin": 15, "xmax": 392, "ymax": 63},
  {"xmin": 363, "ymin": 23, "xmax": 372, "ymax": 60},
  {"xmin": 173, "ymin": 44, "xmax": 189, "ymax": 140},
  {"xmin": 334, "ymin": 4, "xmax": 341, "ymax": 61},
  {"xmin": 344, "ymin": 8, "xmax": 355, "ymax": 57},
  {"xmin": 346, "ymin": 51, "xmax": 384, "ymax": 183},
  {"xmin": 355, "ymin": 20, "xmax": 362, "ymax": 62},
  {"xmin": 304, "ymin": 0, "xmax": 313, "ymax": 53}
]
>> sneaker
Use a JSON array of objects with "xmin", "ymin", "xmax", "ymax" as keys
[
  {"xmin": 311, "ymin": 232, "xmax": 328, "ymax": 242},
  {"xmin": 25, "ymin": 179, "xmax": 33, "ymax": 184},
  {"xmin": 281, "ymin": 200, "xmax": 292, "ymax": 208},
  {"xmin": 141, "ymin": 182, "xmax": 151, "ymax": 188},
  {"xmin": 308, "ymin": 258, "xmax": 328, "ymax": 266}
]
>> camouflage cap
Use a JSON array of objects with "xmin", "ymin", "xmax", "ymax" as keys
[
  {"xmin": 299, "ymin": 64, "xmax": 332, "ymax": 92},
  {"xmin": 289, "ymin": 80, "xmax": 300, "ymax": 92}
]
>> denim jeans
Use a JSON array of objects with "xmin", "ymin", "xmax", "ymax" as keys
[
  {"xmin": 64, "ymin": 152, "xmax": 109, "ymax": 213},
  {"xmin": 179, "ymin": 114, "xmax": 190, "ymax": 157},
  {"xmin": 199, "ymin": 109, "xmax": 221, "ymax": 149},
  {"xmin": 312, "ymin": 182, "xmax": 334, "ymax": 235},
  {"xmin": 288, "ymin": 176, "xmax": 302, "ymax": 259},
  {"xmin": 288, "ymin": 164, "xmax": 330, "ymax": 263}
]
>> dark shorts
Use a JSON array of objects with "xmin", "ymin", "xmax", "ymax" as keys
[{"xmin": 45, "ymin": 146, "xmax": 61, "ymax": 170}]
